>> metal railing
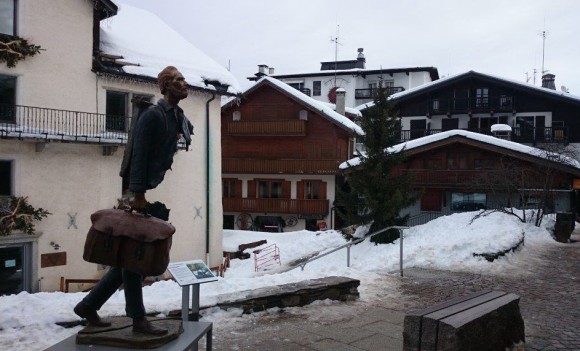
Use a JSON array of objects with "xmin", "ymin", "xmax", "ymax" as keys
[
  {"xmin": 0, "ymin": 104, "xmax": 187, "ymax": 148},
  {"xmin": 0, "ymin": 103, "xmax": 129, "ymax": 144},
  {"xmin": 288, "ymin": 225, "xmax": 408, "ymax": 275},
  {"xmin": 427, "ymin": 96, "xmax": 514, "ymax": 113}
]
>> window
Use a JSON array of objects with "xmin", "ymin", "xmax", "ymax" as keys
[
  {"xmin": 222, "ymin": 178, "xmax": 238, "ymax": 198},
  {"xmin": 0, "ymin": 0, "xmax": 16, "ymax": 36},
  {"xmin": 469, "ymin": 116, "xmax": 508, "ymax": 131},
  {"xmin": 409, "ymin": 119, "xmax": 427, "ymax": 140},
  {"xmin": 475, "ymin": 88, "xmax": 489, "ymax": 108},
  {"xmin": 288, "ymin": 82, "xmax": 304, "ymax": 90},
  {"xmin": 432, "ymin": 99, "xmax": 440, "ymax": 112},
  {"xmin": 451, "ymin": 193, "xmax": 486, "ymax": 211},
  {"xmin": 106, "ymin": 91, "xmax": 127, "ymax": 132},
  {"xmin": 106, "ymin": 91, "xmax": 152, "ymax": 132},
  {"xmin": 0, "ymin": 160, "xmax": 12, "ymax": 196},
  {"xmin": 0, "ymin": 74, "xmax": 16, "ymax": 123},
  {"xmin": 447, "ymin": 153, "xmax": 468, "ymax": 169},
  {"xmin": 379, "ymin": 80, "xmax": 394, "ymax": 89},
  {"xmin": 304, "ymin": 181, "xmax": 320, "ymax": 199},
  {"xmin": 441, "ymin": 118, "xmax": 458, "ymax": 131},
  {"xmin": 424, "ymin": 159, "xmax": 441, "ymax": 169},
  {"xmin": 499, "ymin": 95, "xmax": 512, "ymax": 109},
  {"xmin": 313, "ymin": 81, "xmax": 321, "ymax": 96},
  {"xmin": 474, "ymin": 159, "xmax": 494, "ymax": 169},
  {"xmin": 258, "ymin": 180, "xmax": 282, "ymax": 199}
]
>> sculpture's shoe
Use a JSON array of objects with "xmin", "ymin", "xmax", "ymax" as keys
[{"xmin": 74, "ymin": 302, "xmax": 112, "ymax": 327}]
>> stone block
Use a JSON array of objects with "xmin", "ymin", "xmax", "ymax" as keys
[{"xmin": 403, "ymin": 290, "xmax": 525, "ymax": 351}]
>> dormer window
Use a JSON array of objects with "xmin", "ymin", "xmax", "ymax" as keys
[{"xmin": 233, "ymin": 111, "xmax": 241, "ymax": 121}]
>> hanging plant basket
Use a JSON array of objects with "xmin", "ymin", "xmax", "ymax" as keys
[{"xmin": 0, "ymin": 33, "xmax": 42, "ymax": 68}]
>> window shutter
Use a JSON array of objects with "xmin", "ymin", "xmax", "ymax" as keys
[
  {"xmin": 282, "ymin": 181, "xmax": 291, "ymax": 199},
  {"xmin": 297, "ymin": 181, "xmax": 304, "ymax": 199},
  {"xmin": 235, "ymin": 179, "xmax": 242, "ymax": 198},
  {"xmin": 319, "ymin": 181, "xmax": 327, "ymax": 199},
  {"xmin": 248, "ymin": 180, "xmax": 256, "ymax": 198}
]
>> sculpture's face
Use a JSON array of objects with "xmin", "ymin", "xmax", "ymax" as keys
[{"xmin": 166, "ymin": 70, "xmax": 188, "ymax": 100}]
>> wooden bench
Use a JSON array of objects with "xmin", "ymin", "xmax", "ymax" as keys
[{"xmin": 403, "ymin": 289, "xmax": 525, "ymax": 351}]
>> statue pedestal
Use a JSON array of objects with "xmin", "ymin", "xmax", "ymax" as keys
[{"xmin": 44, "ymin": 318, "xmax": 212, "ymax": 351}]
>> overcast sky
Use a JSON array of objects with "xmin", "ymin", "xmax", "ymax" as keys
[{"xmin": 117, "ymin": 0, "xmax": 580, "ymax": 94}]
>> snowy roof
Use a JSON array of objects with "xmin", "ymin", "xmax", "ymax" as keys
[
  {"xmin": 249, "ymin": 66, "xmax": 439, "ymax": 81},
  {"xmin": 340, "ymin": 129, "xmax": 580, "ymax": 170},
  {"xmin": 100, "ymin": 3, "xmax": 241, "ymax": 94},
  {"xmin": 355, "ymin": 70, "xmax": 580, "ymax": 111},
  {"xmin": 225, "ymin": 76, "xmax": 364, "ymax": 135}
]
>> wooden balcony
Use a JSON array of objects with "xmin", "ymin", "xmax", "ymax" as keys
[
  {"xmin": 223, "ymin": 197, "xmax": 329, "ymax": 215},
  {"xmin": 405, "ymin": 170, "xmax": 482, "ymax": 188},
  {"xmin": 226, "ymin": 120, "xmax": 306, "ymax": 136},
  {"xmin": 402, "ymin": 169, "xmax": 513, "ymax": 189},
  {"xmin": 427, "ymin": 96, "xmax": 514, "ymax": 114},
  {"xmin": 222, "ymin": 158, "xmax": 341, "ymax": 174}
]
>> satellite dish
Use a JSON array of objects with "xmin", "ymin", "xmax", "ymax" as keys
[{"xmin": 561, "ymin": 85, "xmax": 569, "ymax": 93}]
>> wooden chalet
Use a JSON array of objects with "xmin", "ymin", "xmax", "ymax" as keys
[
  {"xmin": 221, "ymin": 77, "xmax": 362, "ymax": 231},
  {"xmin": 359, "ymin": 71, "xmax": 580, "ymax": 147},
  {"xmin": 342, "ymin": 130, "xmax": 580, "ymax": 226}
]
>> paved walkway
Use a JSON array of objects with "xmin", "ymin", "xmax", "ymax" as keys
[{"xmin": 207, "ymin": 232, "xmax": 580, "ymax": 350}]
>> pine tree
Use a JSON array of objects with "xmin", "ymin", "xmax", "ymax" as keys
[{"xmin": 336, "ymin": 88, "xmax": 416, "ymax": 244}]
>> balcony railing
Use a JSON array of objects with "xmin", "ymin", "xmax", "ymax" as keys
[
  {"xmin": 0, "ymin": 104, "xmax": 187, "ymax": 148},
  {"xmin": 0, "ymin": 103, "xmax": 128, "ymax": 144},
  {"xmin": 428, "ymin": 96, "xmax": 514, "ymax": 114},
  {"xmin": 222, "ymin": 158, "xmax": 341, "ymax": 174},
  {"xmin": 223, "ymin": 197, "xmax": 329, "ymax": 215},
  {"xmin": 403, "ymin": 169, "xmax": 491, "ymax": 188},
  {"xmin": 355, "ymin": 87, "xmax": 405, "ymax": 99},
  {"xmin": 226, "ymin": 120, "xmax": 306, "ymax": 136},
  {"xmin": 399, "ymin": 127, "xmax": 569, "ymax": 145}
]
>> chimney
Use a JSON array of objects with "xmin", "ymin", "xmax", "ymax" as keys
[
  {"xmin": 335, "ymin": 88, "xmax": 346, "ymax": 116},
  {"xmin": 356, "ymin": 48, "xmax": 366, "ymax": 69},
  {"xmin": 255, "ymin": 64, "xmax": 269, "ymax": 78},
  {"xmin": 542, "ymin": 73, "xmax": 556, "ymax": 90},
  {"xmin": 268, "ymin": 67, "xmax": 275, "ymax": 75}
]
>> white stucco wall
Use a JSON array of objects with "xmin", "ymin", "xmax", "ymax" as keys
[
  {"xmin": 0, "ymin": 0, "xmax": 225, "ymax": 292},
  {"xmin": 7, "ymin": 0, "xmax": 97, "ymax": 111},
  {"xmin": 278, "ymin": 69, "xmax": 435, "ymax": 108}
]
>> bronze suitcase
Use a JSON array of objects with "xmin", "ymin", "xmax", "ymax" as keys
[{"xmin": 83, "ymin": 209, "xmax": 175, "ymax": 276}]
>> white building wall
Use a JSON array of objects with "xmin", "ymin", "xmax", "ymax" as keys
[
  {"xmin": 278, "ymin": 69, "xmax": 435, "ymax": 109},
  {"xmin": 12, "ymin": 0, "xmax": 97, "ymax": 111},
  {"xmin": 0, "ymin": 0, "xmax": 225, "ymax": 291}
]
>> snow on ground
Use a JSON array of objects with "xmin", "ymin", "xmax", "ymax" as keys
[{"xmin": 0, "ymin": 211, "xmax": 563, "ymax": 350}]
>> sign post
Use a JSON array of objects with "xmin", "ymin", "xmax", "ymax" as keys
[{"xmin": 167, "ymin": 260, "xmax": 218, "ymax": 322}]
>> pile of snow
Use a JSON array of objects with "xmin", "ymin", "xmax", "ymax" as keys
[{"xmin": 0, "ymin": 211, "xmax": 562, "ymax": 350}]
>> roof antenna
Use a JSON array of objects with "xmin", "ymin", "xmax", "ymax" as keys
[
  {"xmin": 330, "ymin": 24, "xmax": 342, "ymax": 87},
  {"xmin": 539, "ymin": 20, "xmax": 549, "ymax": 76}
]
